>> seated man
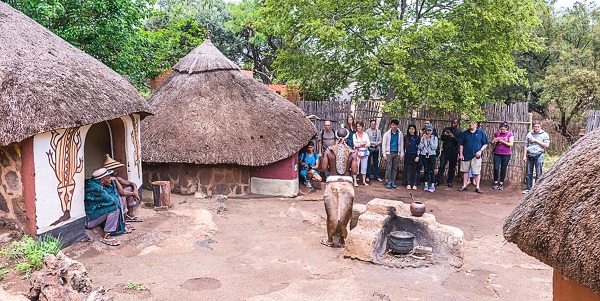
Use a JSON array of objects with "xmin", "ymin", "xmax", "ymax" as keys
[
  {"xmin": 299, "ymin": 141, "xmax": 322, "ymax": 188},
  {"xmin": 84, "ymin": 168, "xmax": 131, "ymax": 246},
  {"xmin": 103, "ymin": 154, "xmax": 142, "ymax": 222}
]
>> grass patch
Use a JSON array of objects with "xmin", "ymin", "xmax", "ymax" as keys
[
  {"xmin": 124, "ymin": 282, "xmax": 148, "ymax": 292},
  {"xmin": 0, "ymin": 235, "xmax": 63, "ymax": 276},
  {"xmin": 544, "ymin": 153, "xmax": 561, "ymax": 170}
]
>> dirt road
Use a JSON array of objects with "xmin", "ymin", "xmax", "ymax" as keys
[{"xmin": 57, "ymin": 181, "xmax": 551, "ymax": 300}]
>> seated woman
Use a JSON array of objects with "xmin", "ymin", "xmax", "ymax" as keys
[
  {"xmin": 299, "ymin": 141, "xmax": 323, "ymax": 188},
  {"xmin": 84, "ymin": 168, "xmax": 132, "ymax": 246},
  {"xmin": 103, "ymin": 154, "xmax": 142, "ymax": 222}
]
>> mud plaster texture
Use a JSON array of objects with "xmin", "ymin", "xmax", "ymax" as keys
[
  {"xmin": 143, "ymin": 163, "xmax": 250, "ymax": 196},
  {"xmin": 2, "ymin": 181, "xmax": 552, "ymax": 300},
  {"xmin": 0, "ymin": 143, "xmax": 26, "ymax": 231}
]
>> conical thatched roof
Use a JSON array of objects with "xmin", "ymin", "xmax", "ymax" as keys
[
  {"xmin": 0, "ymin": 3, "xmax": 152, "ymax": 146},
  {"xmin": 503, "ymin": 129, "xmax": 600, "ymax": 294},
  {"xmin": 141, "ymin": 39, "xmax": 315, "ymax": 166}
]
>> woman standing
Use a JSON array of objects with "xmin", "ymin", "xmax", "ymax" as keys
[
  {"xmin": 492, "ymin": 122, "xmax": 514, "ymax": 190},
  {"xmin": 403, "ymin": 124, "xmax": 420, "ymax": 190},
  {"xmin": 353, "ymin": 121, "xmax": 371, "ymax": 186},
  {"xmin": 345, "ymin": 115, "xmax": 357, "ymax": 148},
  {"xmin": 416, "ymin": 125, "xmax": 438, "ymax": 192}
]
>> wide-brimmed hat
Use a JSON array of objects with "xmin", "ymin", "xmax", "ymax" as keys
[
  {"xmin": 103, "ymin": 154, "xmax": 124, "ymax": 170},
  {"xmin": 92, "ymin": 168, "xmax": 113, "ymax": 179}
]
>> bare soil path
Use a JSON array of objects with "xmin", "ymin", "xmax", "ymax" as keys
[{"xmin": 10, "ymin": 180, "xmax": 553, "ymax": 300}]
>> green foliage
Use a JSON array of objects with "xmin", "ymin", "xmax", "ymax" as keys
[
  {"xmin": 0, "ymin": 235, "xmax": 63, "ymax": 275},
  {"xmin": 261, "ymin": 0, "xmax": 542, "ymax": 119},
  {"xmin": 124, "ymin": 282, "xmax": 148, "ymax": 292},
  {"xmin": 0, "ymin": 264, "xmax": 7, "ymax": 281}
]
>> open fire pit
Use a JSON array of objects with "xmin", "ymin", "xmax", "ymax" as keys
[{"xmin": 344, "ymin": 198, "xmax": 464, "ymax": 268}]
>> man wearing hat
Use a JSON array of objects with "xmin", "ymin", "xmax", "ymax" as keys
[
  {"xmin": 103, "ymin": 154, "xmax": 142, "ymax": 222},
  {"xmin": 84, "ymin": 168, "xmax": 130, "ymax": 246},
  {"xmin": 320, "ymin": 128, "xmax": 357, "ymax": 248}
]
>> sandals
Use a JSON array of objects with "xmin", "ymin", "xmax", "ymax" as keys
[
  {"xmin": 99, "ymin": 235, "xmax": 120, "ymax": 246},
  {"xmin": 320, "ymin": 238, "xmax": 334, "ymax": 248},
  {"xmin": 125, "ymin": 214, "xmax": 143, "ymax": 222}
]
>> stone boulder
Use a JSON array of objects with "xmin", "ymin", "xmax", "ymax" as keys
[
  {"xmin": 28, "ymin": 251, "xmax": 97, "ymax": 301},
  {"xmin": 345, "ymin": 198, "xmax": 464, "ymax": 268}
]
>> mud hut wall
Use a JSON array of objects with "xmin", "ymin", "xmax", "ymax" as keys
[
  {"xmin": 0, "ymin": 143, "xmax": 26, "ymax": 231},
  {"xmin": 33, "ymin": 126, "xmax": 91, "ymax": 231},
  {"xmin": 298, "ymin": 101, "xmax": 529, "ymax": 183},
  {"xmin": 554, "ymin": 269, "xmax": 600, "ymax": 301},
  {"xmin": 120, "ymin": 114, "xmax": 143, "ymax": 188},
  {"xmin": 142, "ymin": 163, "xmax": 251, "ymax": 197}
]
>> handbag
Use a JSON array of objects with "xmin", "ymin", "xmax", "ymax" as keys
[
  {"xmin": 358, "ymin": 148, "xmax": 369, "ymax": 157},
  {"xmin": 368, "ymin": 146, "xmax": 378, "ymax": 153}
]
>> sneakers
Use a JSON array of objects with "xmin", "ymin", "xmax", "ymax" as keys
[
  {"xmin": 423, "ymin": 184, "xmax": 429, "ymax": 191},
  {"xmin": 492, "ymin": 182, "xmax": 499, "ymax": 190},
  {"xmin": 406, "ymin": 185, "xmax": 411, "ymax": 190},
  {"xmin": 522, "ymin": 189, "xmax": 530, "ymax": 194},
  {"xmin": 428, "ymin": 185, "xmax": 435, "ymax": 192},
  {"xmin": 390, "ymin": 182, "xmax": 397, "ymax": 189},
  {"xmin": 498, "ymin": 183, "xmax": 504, "ymax": 190},
  {"xmin": 386, "ymin": 183, "xmax": 392, "ymax": 189},
  {"xmin": 305, "ymin": 181, "xmax": 313, "ymax": 189},
  {"xmin": 447, "ymin": 182, "xmax": 453, "ymax": 188},
  {"xmin": 412, "ymin": 185, "xmax": 417, "ymax": 190}
]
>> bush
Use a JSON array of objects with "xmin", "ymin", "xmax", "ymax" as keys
[{"xmin": 0, "ymin": 235, "xmax": 63, "ymax": 275}]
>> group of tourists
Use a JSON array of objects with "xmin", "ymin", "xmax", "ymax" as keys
[
  {"xmin": 299, "ymin": 117, "xmax": 550, "ymax": 195},
  {"xmin": 83, "ymin": 155, "xmax": 144, "ymax": 247}
]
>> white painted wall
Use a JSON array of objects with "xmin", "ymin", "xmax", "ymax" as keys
[
  {"xmin": 121, "ymin": 114, "xmax": 142, "ymax": 187},
  {"xmin": 33, "ymin": 125, "xmax": 90, "ymax": 232}
]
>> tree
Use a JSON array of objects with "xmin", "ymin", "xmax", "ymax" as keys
[
  {"xmin": 6, "ymin": 0, "xmax": 166, "ymax": 91},
  {"xmin": 536, "ymin": 1, "xmax": 600, "ymax": 142},
  {"xmin": 261, "ymin": 0, "xmax": 542, "ymax": 120},
  {"xmin": 226, "ymin": 0, "xmax": 281, "ymax": 84}
]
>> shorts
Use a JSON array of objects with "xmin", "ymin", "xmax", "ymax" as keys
[{"xmin": 460, "ymin": 157, "xmax": 482, "ymax": 175}]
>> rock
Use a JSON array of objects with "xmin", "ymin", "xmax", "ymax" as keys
[
  {"xmin": 194, "ymin": 190, "xmax": 208, "ymax": 199},
  {"xmin": 28, "ymin": 252, "xmax": 96, "ymax": 301}
]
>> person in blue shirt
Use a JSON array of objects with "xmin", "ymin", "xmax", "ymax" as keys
[
  {"xmin": 458, "ymin": 121, "xmax": 489, "ymax": 194},
  {"xmin": 299, "ymin": 141, "xmax": 322, "ymax": 188}
]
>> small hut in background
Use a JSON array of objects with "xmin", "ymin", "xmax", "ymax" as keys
[
  {"xmin": 0, "ymin": 3, "xmax": 152, "ymax": 245},
  {"xmin": 141, "ymin": 39, "xmax": 315, "ymax": 197},
  {"xmin": 504, "ymin": 129, "xmax": 600, "ymax": 300}
]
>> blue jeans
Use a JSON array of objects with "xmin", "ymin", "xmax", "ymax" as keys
[
  {"xmin": 526, "ymin": 154, "xmax": 544, "ymax": 190},
  {"xmin": 367, "ymin": 151, "xmax": 380, "ymax": 179}
]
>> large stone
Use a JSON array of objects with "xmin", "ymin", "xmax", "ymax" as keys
[
  {"xmin": 5, "ymin": 171, "xmax": 20, "ymax": 191},
  {"xmin": 29, "ymin": 251, "xmax": 95, "ymax": 301},
  {"xmin": 345, "ymin": 198, "xmax": 464, "ymax": 268}
]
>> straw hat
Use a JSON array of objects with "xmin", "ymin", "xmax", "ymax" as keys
[
  {"xmin": 103, "ymin": 154, "xmax": 124, "ymax": 170},
  {"xmin": 92, "ymin": 168, "xmax": 113, "ymax": 179}
]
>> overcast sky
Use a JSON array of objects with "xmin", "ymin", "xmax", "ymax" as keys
[{"xmin": 554, "ymin": 0, "xmax": 596, "ymax": 8}]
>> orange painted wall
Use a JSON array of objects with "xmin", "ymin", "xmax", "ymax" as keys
[{"xmin": 554, "ymin": 269, "xmax": 600, "ymax": 301}]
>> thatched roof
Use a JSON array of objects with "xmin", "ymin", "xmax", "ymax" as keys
[
  {"xmin": 0, "ymin": 3, "xmax": 152, "ymax": 147},
  {"xmin": 503, "ymin": 129, "xmax": 600, "ymax": 294},
  {"xmin": 141, "ymin": 39, "xmax": 315, "ymax": 166}
]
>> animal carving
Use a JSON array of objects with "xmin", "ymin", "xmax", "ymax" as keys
[{"xmin": 47, "ymin": 128, "xmax": 83, "ymax": 225}]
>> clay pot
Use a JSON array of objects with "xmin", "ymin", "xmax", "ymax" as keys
[
  {"xmin": 410, "ymin": 201, "xmax": 426, "ymax": 217},
  {"xmin": 388, "ymin": 231, "xmax": 415, "ymax": 254}
]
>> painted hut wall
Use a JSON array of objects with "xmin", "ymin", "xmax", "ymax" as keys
[
  {"xmin": 33, "ymin": 126, "xmax": 89, "ymax": 231},
  {"xmin": 250, "ymin": 154, "xmax": 299, "ymax": 197},
  {"xmin": 143, "ymin": 163, "xmax": 251, "ymax": 196},
  {"xmin": 0, "ymin": 143, "xmax": 26, "ymax": 231},
  {"xmin": 121, "ymin": 114, "xmax": 142, "ymax": 188},
  {"xmin": 554, "ymin": 269, "xmax": 600, "ymax": 301}
]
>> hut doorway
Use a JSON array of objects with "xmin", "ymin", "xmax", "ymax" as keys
[{"xmin": 84, "ymin": 119, "xmax": 128, "ymax": 179}]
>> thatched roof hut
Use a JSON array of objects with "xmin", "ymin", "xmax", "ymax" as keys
[
  {"xmin": 0, "ymin": 2, "xmax": 152, "ymax": 146},
  {"xmin": 503, "ymin": 129, "xmax": 600, "ymax": 294},
  {"xmin": 141, "ymin": 39, "xmax": 315, "ymax": 166}
]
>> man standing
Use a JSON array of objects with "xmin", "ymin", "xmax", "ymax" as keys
[
  {"xmin": 382, "ymin": 119, "xmax": 404, "ymax": 189},
  {"xmin": 458, "ymin": 121, "xmax": 489, "ymax": 193},
  {"xmin": 320, "ymin": 128, "xmax": 358, "ymax": 248},
  {"xmin": 522, "ymin": 120, "xmax": 550, "ymax": 194},
  {"xmin": 318, "ymin": 120, "xmax": 336, "ymax": 155},
  {"xmin": 435, "ymin": 119, "xmax": 462, "ymax": 187},
  {"xmin": 365, "ymin": 119, "xmax": 382, "ymax": 182}
]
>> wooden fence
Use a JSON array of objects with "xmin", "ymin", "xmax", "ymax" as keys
[
  {"xmin": 297, "ymin": 100, "xmax": 530, "ymax": 184},
  {"xmin": 586, "ymin": 110, "xmax": 600, "ymax": 133}
]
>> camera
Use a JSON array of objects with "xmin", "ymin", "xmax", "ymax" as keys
[{"xmin": 445, "ymin": 130, "xmax": 451, "ymax": 134}]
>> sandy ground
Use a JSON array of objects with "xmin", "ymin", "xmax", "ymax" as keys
[{"xmin": 9, "ymin": 180, "xmax": 553, "ymax": 300}]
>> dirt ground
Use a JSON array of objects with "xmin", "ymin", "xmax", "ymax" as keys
[{"xmin": 4, "ymin": 180, "xmax": 552, "ymax": 300}]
